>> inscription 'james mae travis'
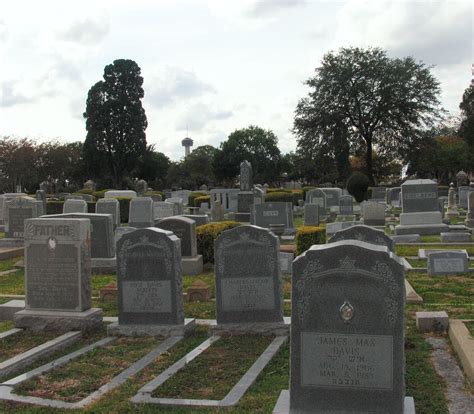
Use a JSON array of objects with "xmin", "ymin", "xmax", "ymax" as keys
[{"xmin": 273, "ymin": 240, "xmax": 415, "ymax": 413}]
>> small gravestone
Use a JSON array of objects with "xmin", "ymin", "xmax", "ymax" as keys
[
  {"xmin": 427, "ymin": 251, "xmax": 469, "ymax": 276},
  {"xmin": 199, "ymin": 202, "xmax": 210, "ymax": 214},
  {"xmin": 325, "ymin": 221, "xmax": 358, "ymax": 237},
  {"xmin": 14, "ymin": 218, "xmax": 102, "ymax": 332},
  {"xmin": 5, "ymin": 197, "xmax": 39, "ymax": 238},
  {"xmin": 108, "ymin": 227, "xmax": 194, "ymax": 336},
  {"xmin": 129, "ymin": 197, "xmax": 154, "ymax": 228},
  {"xmin": 96, "ymin": 198, "xmax": 121, "ymax": 228},
  {"xmin": 155, "ymin": 216, "xmax": 203, "ymax": 275},
  {"xmin": 239, "ymin": 160, "xmax": 253, "ymax": 191},
  {"xmin": 305, "ymin": 189, "xmax": 326, "ymax": 212},
  {"xmin": 321, "ymin": 188, "xmax": 342, "ymax": 210},
  {"xmin": 166, "ymin": 197, "xmax": 184, "ymax": 215},
  {"xmin": 213, "ymin": 225, "xmax": 286, "ymax": 335},
  {"xmin": 186, "ymin": 280, "xmax": 211, "ymax": 302},
  {"xmin": 371, "ymin": 186, "xmax": 387, "ymax": 201},
  {"xmin": 362, "ymin": 201, "xmax": 386, "ymax": 226},
  {"xmin": 172, "ymin": 190, "xmax": 192, "ymax": 205},
  {"xmin": 280, "ymin": 252, "xmax": 294, "ymax": 274},
  {"xmin": 388, "ymin": 187, "xmax": 401, "ymax": 207},
  {"xmin": 211, "ymin": 200, "xmax": 225, "ymax": 221},
  {"xmin": 136, "ymin": 179, "xmax": 148, "ymax": 196},
  {"xmin": 104, "ymin": 190, "xmax": 137, "ymax": 199},
  {"xmin": 273, "ymin": 240, "xmax": 413, "ymax": 413},
  {"xmin": 153, "ymin": 201, "xmax": 175, "ymax": 220},
  {"xmin": 253, "ymin": 202, "xmax": 295, "ymax": 232},
  {"xmin": 445, "ymin": 183, "xmax": 458, "ymax": 219},
  {"xmin": 304, "ymin": 204, "xmax": 319, "ymax": 226},
  {"xmin": 63, "ymin": 199, "xmax": 87, "ymax": 214},
  {"xmin": 458, "ymin": 186, "xmax": 473, "ymax": 209},
  {"xmin": 339, "ymin": 195, "xmax": 353, "ymax": 215},
  {"xmin": 456, "ymin": 170, "xmax": 469, "ymax": 187},
  {"xmin": 328, "ymin": 224, "xmax": 395, "ymax": 252}
]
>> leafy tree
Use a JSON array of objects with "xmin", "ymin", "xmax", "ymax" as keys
[
  {"xmin": 294, "ymin": 47, "xmax": 442, "ymax": 184},
  {"xmin": 213, "ymin": 126, "xmax": 281, "ymax": 185},
  {"xmin": 459, "ymin": 85, "xmax": 474, "ymax": 147},
  {"xmin": 83, "ymin": 59, "xmax": 148, "ymax": 188},
  {"xmin": 136, "ymin": 145, "xmax": 170, "ymax": 190}
]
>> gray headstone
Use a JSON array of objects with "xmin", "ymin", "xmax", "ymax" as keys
[
  {"xmin": 325, "ymin": 221, "xmax": 359, "ymax": 237},
  {"xmin": 166, "ymin": 197, "xmax": 184, "ymax": 215},
  {"xmin": 115, "ymin": 226, "xmax": 137, "ymax": 246},
  {"xmin": 304, "ymin": 204, "xmax": 319, "ymax": 226},
  {"xmin": 362, "ymin": 201, "xmax": 386, "ymax": 226},
  {"xmin": 252, "ymin": 202, "xmax": 294, "ymax": 231},
  {"xmin": 240, "ymin": 160, "xmax": 253, "ymax": 191},
  {"xmin": 153, "ymin": 201, "xmax": 175, "ymax": 220},
  {"xmin": 136, "ymin": 179, "xmax": 148, "ymax": 196},
  {"xmin": 401, "ymin": 179, "xmax": 438, "ymax": 213},
  {"xmin": 427, "ymin": 251, "xmax": 469, "ymax": 276},
  {"xmin": 305, "ymin": 189, "xmax": 326, "ymax": 211},
  {"xmin": 96, "ymin": 198, "xmax": 121, "ymax": 228},
  {"xmin": 328, "ymin": 224, "xmax": 395, "ymax": 252},
  {"xmin": 36, "ymin": 190, "xmax": 47, "ymax": 215},
  {"xmin": 339, "ymin": 195, "xmax": 353, "ymax": 215},
  {"xmin": 388, "ymin": 187, "xmax": 401, "ymax": 207},
  {"xmin": 181, "ymin": 214, "xmax": 209, "ymax": 227},
  {"xmin": 215, "ymin": 225, "xmax": 283, "ymax": 324},
  {"xmin": 129, "ymin": 197, "xmax": 154, "ymax": 228},
  {"xmin": 211, "ymin": 200, "xmax": 225, "ymax": 222},
  {"xmin": 291, "ymin": 240, "xmax": 405, "ymax": 413},
  {"xmin": 321, "ymin": 188, "xmax": 342, "ymax": 209},
  {"xmin": 458, "ymin": 186, "xmax": 473, "ymax": 209},
  {"xmin": 371, "ymin": 187, "xmax": 386, "ymax": 201},
  {"xmin": 5, "ymin": 197, "xmax": 39, "ymax": 238},
  {"xmin": 155, "ymin": 216, "xmax": 197, "ymax": 257},
  {"xmin": 104, "ymin": 190, "xmax": 137, "ymax": 199},
  {"xmin": 63, "ymin": 199, "xmax": 87, "ymax": 214},
  {"xmin": 24, "ymin": 218, "xmax": 91, "ymax": 311},
  {"xmin": 171, "ymin": 190, "xmax": 192, "ymax": 206},
  {"xmin": 45, "ymin": 213, "xmax": 115, "ymax": 259},
  {"xmin": 116, "ymin": 228, "xmax": 183, "ymax": 325}
]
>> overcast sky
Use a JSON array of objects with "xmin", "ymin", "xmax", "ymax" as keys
[{"xmin": 0, "ymin": 0, "xmax": 472, "ymax": 161}]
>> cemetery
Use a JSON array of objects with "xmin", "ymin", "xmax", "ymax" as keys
[{"xmin": 1, "ymin": 4, "xmax": 473, "ymax": 412}]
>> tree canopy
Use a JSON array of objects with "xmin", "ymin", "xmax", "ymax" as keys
[
  {"xmin": 294, "ymin": 47, "xmax": 442, "ymax": 184},
  {"xmin": 83, "ymin": 59, "xmax": 148, "ymax": 188},
  {"xmin": 213, "ymin": 126, "xmax": 282, "ymax": 185},
  {"xmin": 459, "ymin": 84, "xmax": 474, "ymax": 147}
]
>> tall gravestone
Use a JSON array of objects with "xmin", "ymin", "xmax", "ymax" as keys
[
  {"xmin": 36, "ymin": 190, "xmax": 47, "ymax": 216},
  {"xmin": 129, "ymin": 197, "xmax": 154, "ymax": 228},
  {"xmin": 107, "ymin": 227, "xmax": 194, "ymax": 336},
  {"xmin": 458, "ymin": 185, "xmax": 473, "ymax": 209},
  {"xmin": 465, "ymin": 192, "xmax": 474, "ymax": 228},
  {"xmin": 5, "ymin": 197, "xmax": 39, "ymax": 239},
  {"xmin": 213, "ymin": 225, "xmax": 286, "ymax": 335},
  {"xmin": 14, "ymin": 218, "xmax": 102, "ymax": 332},
  {"xmin": 155, "ymin": 216, "xmax": 203, "ymax": 275},
  {"xmin": 96, "ymin": 198, "xmax": 121, "ymax": 228},
  {"xmin": 304, "ymin": 204, "xmax": 319, "ymax": 226},
  {"xmin": 236, "ymin": 160, "xmax": 254, "ymax": 222},
  {"xmin": 339, "ymin": 195, "xmax": 354, "ymax": 215},
  {"xmin": 445, "ymin": 183, "xmax": 458, "ymax": 219},
  {"xmin": 273, "ymin": 240, "xmax": 414, "ymax": 413}
]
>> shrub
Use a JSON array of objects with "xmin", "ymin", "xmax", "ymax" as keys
[
  {"xmin": 144, "ymin": 191, "xmax": 165, "ymax": 200},
  {"xmin": 266, "ymin": 188, "xmax": 292, "ymax": 193},
  {"xmin": 46, "ymin": 201, "xmax": 64, "ymax": 215},
  {"xmin": 76, "ymin": 188, "xmax": 95, "ymax": 195},
  {"xmin": 194, "ymin": 195, "xmax": 211, "ymax": 208},
  {"xmin": 264, "ymin": 191, "xmax": 293, "ymax": 203},
  {"xmin": 296, "ymin": 226, "xmax": 326, "ymax": 255},
  {"xmin": 113, "ymin": 197, "xmax": 132, "ymax": 224},
  {"xmin": 189, "ymin": 192, "xmax": 208, "ymax": 207},
  {"xmin": 347, "ymin": 172, "xmax": 370, "ymax": 202},
  {"xmin": 196, "ymin": 221, "xmax": 241, "ymax": 263}
]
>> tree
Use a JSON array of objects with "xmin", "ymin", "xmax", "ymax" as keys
[
  {"xmin": 459, "ymin": 85, "xmax": 474, "ymax": 147},
  {"xmin": 294, "ymin": 47, "xmax": 442, "ymax": 184},
  {"xmin": 83, "ymin": 59, "xmax": 148, "ymax": 188},
  {"xmin": 136, "ymin": 145, "xmax": 170, "ymax": 190},
  {"xmin": 213, "ymin": 126, "xmax": 282, "ymax": 185}
]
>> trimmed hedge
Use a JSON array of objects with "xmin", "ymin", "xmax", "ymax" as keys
[
  {"xmin": 196, "ymin": 221, "xmax": 241, "ymax": 264},
  {"xmin": 266, "ymin": 188, "xmax": 292, "ymax": 194},
  {"xmin": 264, "ymin": 191, "xmax": 293, "ymax": 203},
  {"xmin": 145, "ymin": 191, "xmax": 165, "ymax": 200},
  {"xmin": 76, "ymin": 188, "xmax": 95, "ymax": 196},
  {"xmin": 295, "ymin": 226, "xmax": 326, "ymax": 255},
  {"xmin": 189, "ymin": 192, "xmax": 208, "ymax": 207},
  {"xmin": 194, "ymin": 195, "xmax": 210, "ymax": 208}
]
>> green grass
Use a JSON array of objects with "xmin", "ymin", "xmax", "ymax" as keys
[
  {"xmin": 396, "ymin": 244, "xmax": 474, "ymax": 257},
  {"xmin": 0, "ymin": 320, "xmax": 14, "ymax": 332},
  {"xmin": 0, "ymin": 232, "xmax": 5, "ymax": 239},
  {"xmin": 407, "ymin": 259, "xmax": 427, "ymax": 267},
  {"xmin": 465, "ymin": 321, "xmax": 474, "ymax": 337},
  {"xmin": 0, "ymin": 331, "xmax": 57, "ymax": 363},
  {"xmin": 152, "ymin": 335, "xmax": 273, "ymax": 400},
  {"xmin": 0, "ymin": 268, "xmax": 25, "ymax": 295},
  {"xmin": 90, "ymin": 273, "xmax": 116, "ymax": 296},
  {"xmin": 0, "ymin": 257, "xmax": 21, "ymax": 272}
]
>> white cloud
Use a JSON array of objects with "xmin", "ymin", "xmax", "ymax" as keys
[
  {"xmin": 145, "ymin": 67, "xmax": 215, "ymax": 109},
  {"xmin": 0, "ymin": 21, "xmax": 7, "ymax": 42},
  {"xmin": 246, "ymin": 0, "xmax": 306, "ymax": 17},
  {"xmin": 59, "ymin": 17, "xmax": 110, "ymax": 45},
  {"xmin": 0, "ymin": 82, "xmax": 33, "ymax": 107},
  {"xmin": 175, "ymin": 102, "xmax": 233, "ymax": 132}
]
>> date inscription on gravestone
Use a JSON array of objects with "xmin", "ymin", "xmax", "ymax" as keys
[
  {"xmin": 301, "ymin": 332, "xmax": 393, "ymax": 390},
  {"xmin": 221, "ymin": 277, "xmax": 274, "ymax": 311},
  {"xmin": 122, "ymin": 280, "xmax": 171, "ymax": 313},
  {"xmin": 27, "ymin": 244, "xmax": 79, "ymax": 310},
  {"xmin": 434, "ymin": 258, "xmax": 464, "ymax": 273},
  {"xmin": 263, "ymin": 210, "xmax": 279, "ymax": 217}
]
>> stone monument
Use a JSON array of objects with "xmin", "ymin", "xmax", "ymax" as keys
[
  {"xmin": 236, "ymin": 160, "xmax": 254, "ymax": 222},
  {"xmin": 129, "ymin": 197, "xmax": 154, "ymax": 228},
  {"xmin": 445, "ymin": 183, "xmax": 458, "ymax": 219}
]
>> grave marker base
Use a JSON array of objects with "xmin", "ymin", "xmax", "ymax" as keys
[
  {"xmin": 272, "ymin": 390, "xmax": 416, "ymax": 413},
  {"xmin": 182, "ymin": 255, "xmax": 203, "ymax": 275},
  {"xmin": 209, "ymin": 320, "xmax": 289, "ymax": 336},
  {"xmin": 14, "ymin": 308, "xmax": 103, "ymax": 333},
  {"xmin": 107, "ymin": 318, "xmax": 196, "ymax": 337}
]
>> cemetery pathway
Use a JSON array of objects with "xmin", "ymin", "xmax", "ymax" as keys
[{"xmin": 426, "ymin": 337, "xmax": 474, "ymax": 413}]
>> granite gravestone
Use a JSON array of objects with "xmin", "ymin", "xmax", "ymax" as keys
[
  {"xmin": 458, "ymin": 185, "xmax": 473, "ymax": 209},
  {"xmin": 166, "ymin": 197, "xmax": 184, "ymax": 215},
  {"xmin": 45, "ymin": 213, "xmax": 115, "ymax": 259},
  {"xmin": 153, "ymin": 201, "xmax": 175, "ymax": 220},
  {"xmin": 5, "ymin": 197, "xmax": 39, "ymax": 238},
  {"xmin": 14, "ymin": 218, "xmax": 102, "ymax": 332},
  {"xmin": 304, "ymin": 204, "xmax": 319, "ymax": 226},
  {"xmin": 273, "ymin": 240, "xmax": 412, "ymax": 413},
  {"xmin": 328, "ymin": 224, "xmax": 395, "ymax": 252},
  {"xmin": 181, "ymin": 214, "xmax": 209, "ymax": 227},
  {"xmin": 36, "ymin": 190, "xmax": 47, "ymax": 216},
  {"xmin": 388, "ymin": 187, "xmax": 401, "ymax": 207},
  {"xmin": 465, "ymin": 191, "xmax": 474, "ymax": 227},
  {"xmin": 104, "ymin": 190, "xmax": 137, "ymax": 199},
  {"xmin": 236, "ymin": 160, "xmax": 254, "ymax": 222},
  {"xmin": 108, "ymin": 227, "xmax": 192, "ymax": 336},
  {"xmin": 129, "ymin": 197, "xmax": 154, "ymax": 228},
  {"xmin": 210, "ymin": 189, "xmax": 240, "ymax": 213},
  {"xmin": 214, "ymin": 225, "xmax": 285, "ymax": 334},
  {"xmin": 96, "ymin": 198, "xmax": 121, "ymax": 228},
  {"xmin": 445, "ymin": 183, "xmax": 458, "ymax": 219},
  {"xmin": 63, "ymin": 199, "xmax": 88, "ymax": 214},
  {"xmin": 155, "ymin": 216, "xmax": 197, "ymax": 257},
  {"xmin": 427, "ymin": 251, "xmax": 469, "ymax": 276},
  {"xmin": 339, "ymin": 195, "xmax": 353, "ymax": 215},
  {"xmin": 371, "ymin": 187, "xmax": 387, "ymax": 201},
  {"xmin": 171, "ymin": 190, "xmax": 192, "ymax": 206},
  {"xmin": 321, "ymin": 188, "xmax": 342, "ymax": 210},
  {"xmin": 362, "ymin": 201, "xmax": 386, "ymax": 226},
  {"xmin": 305, "ymin": 189, "xmax": 327, "ymax": 212},
  {"xmin": 253, "ymin": 202, "xmax": 295, "ymax": 232},
  {"xmin": 211, "ymin": 200, "xmax": 225, "ymax": 221},
  {"xmin": 136, "ymin": 179, "xmax": 148, "ymax": 196},
  {"xmin": 240, "ymin": 160, "xmax": 253, "ymax": 191},
  {"xmin": 115, "ymin": 226, "xmax": 137, "ymax": 245}
]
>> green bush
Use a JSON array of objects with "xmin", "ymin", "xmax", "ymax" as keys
[
  {"xmin": 46, "ymin": 201, "xmax": 64, "ymax": 215},
  {"xmin": 194, "ymin": 195, "xmax": 211, "ymax": 208},
  {"xmin": 113, "ymin": 197, "xmax": 132, "ymax": 224},
  {"xmin": 196, "ymin": 221, "xmax": 241, "ymax": 263},
  {"xmin": 266, "ymin": 188, "xmax": 292, "ymax": 193},
  {"xmin": 347, "ymin": 172, "xmax": 370, "ymax": 202},
  {"xmin": 76, "ymin": 188, "xmax": 95, "ymax": 195},
  {"xmin": 296, "ymin": 226, "xmax": 326, "ymax": 255},
  {"xmin": 144, "ymin": 191, "xmax": 165, "ymax": 200},
  {"xmin": 189, "ymin": 192, "xmax": 208, "ymax": 207},
  {"xmin": 264, "ymin": 191, "xmax": 293, "ymax": 203}
]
